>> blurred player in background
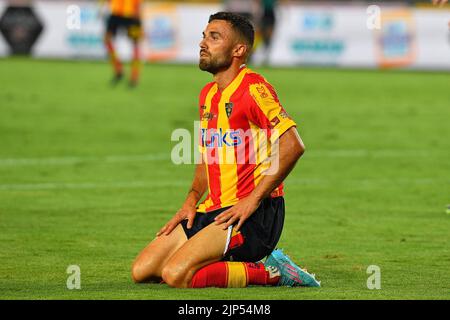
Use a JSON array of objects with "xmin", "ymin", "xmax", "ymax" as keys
[
  {"xmin": 101, "ymin": 0, "xmax": 143, "ymax": 87},
  {"xmin": 259, "ymin": 0, "xmax": 277, "ymax": 65},
  {"xmin": 131, "ymin": 12, "xmax": 320, "ymax": 289}
]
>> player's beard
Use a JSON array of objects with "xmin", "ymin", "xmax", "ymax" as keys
[{"xmin": 199, "ymin": 49, "xmax": 233, "ymax": 74}]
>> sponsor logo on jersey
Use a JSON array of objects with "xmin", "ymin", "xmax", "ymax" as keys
[{"xmin": 201, "ymin": 128, "xmax": 242, "ymax": 148}]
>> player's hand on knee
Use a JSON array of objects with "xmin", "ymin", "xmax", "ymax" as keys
[
  {"xmin": 214, "ymin": 195, "xmax": 260, "ymax": 231},
  {"xmin": 156, "ymin": 205, "xmax": 196, "ymax": 236},
  {"xmin": 157, "ymin": 214, "xmax": 182, "ymax": 236}
]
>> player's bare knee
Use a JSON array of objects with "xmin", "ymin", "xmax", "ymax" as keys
[
  {"xmin": 161, "ymin": 265, "xmax": 188, "ymax": 288},
  {"xmin": 131, "ymin": 258, "xmax": 156, "ymax": 283},
  {"xmin": 132, "ymin": 250, "xmax": 169, "ymax": 283},
  {"xmin": 131, "ymin": 261, "xmax": 145, "ymax": 283}
]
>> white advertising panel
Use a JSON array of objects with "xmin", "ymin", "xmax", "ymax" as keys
[
  {"xmin": 141, "ymin": 2, "xmax": 220, "ymax": 63},
  {"xmin": 33, "ymin": 1, "xmax": 106, "ymax": 59},
  {"xmin": 3, "ymin": 1, "xmax": 448, "ymax": 70},
  {"xmin": 413, "ymin": 10, "xmax": 450, "ymax": 70},
  {"xmin": 32, "ymin": 1, "xmax": 220, "ymax": 62},
  {"xmin": 270, "ymin": 4, "xmax": 450, "ymax": 69},
  {"xmin": 269, "ymin": 4, "xmax": 377, "ymax": 67}
]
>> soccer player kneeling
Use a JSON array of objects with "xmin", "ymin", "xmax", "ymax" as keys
[{"xmin": 131, "ymin": 12, "xmax": 320, "ymax": 288}]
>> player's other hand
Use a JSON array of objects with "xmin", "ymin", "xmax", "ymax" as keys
[
  {"xmin": 156, "ymin": 204, "xmax": 196, "ymax": 236},
  {"xmin": 432, "ymin": 0, "xmax": 448, "ymax": 6},
  {"xmin": 214, "ymin": 195, "xmax": 261, "ymax": 232}
]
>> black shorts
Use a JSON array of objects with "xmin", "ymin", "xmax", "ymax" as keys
[
  {"xmin": 181, "ymin": 197, "xmax": 285, "ymax": 262},
  {"xmin": 106, "ymin": 15, "xmax": 142, "ymax": 39}
]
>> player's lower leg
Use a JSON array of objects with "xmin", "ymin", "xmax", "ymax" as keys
[
  {"xmin": 190, "ymin": 261, "xmax": 280, "ymax": 288},
  {"xmin": 104, "ymin": 33, "xmax": 123, "ymax": 83},
  {"xmin": 129, "ymin": 42, "xmax": 141, "ymax": 87}
]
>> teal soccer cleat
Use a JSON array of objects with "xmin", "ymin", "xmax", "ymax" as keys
[{"xmin": 264, "ymin": 249, "xmax": 321, "ymax": 287}]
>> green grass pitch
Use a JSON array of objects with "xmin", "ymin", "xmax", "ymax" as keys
[{"xmin": 0, "ymin": 58, "xmax": 449, "ymax": 299}]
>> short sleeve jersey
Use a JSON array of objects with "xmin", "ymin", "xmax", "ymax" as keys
[{"xmin": 197, "ymin": 66, "xmax": 297, "ymax": 213}]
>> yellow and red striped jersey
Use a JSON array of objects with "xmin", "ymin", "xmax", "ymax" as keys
[
  {"xmin": 197, "ymin": 66, "xmax": 297, "ymax": 213},
  {"xmin": 109, "ymin": 0, "xmax": 141, "ymax": 18}
]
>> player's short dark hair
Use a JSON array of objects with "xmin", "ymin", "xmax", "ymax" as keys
[{"xmin": 208, "ymin": 12, "xmax": 255, "ymax": 49}]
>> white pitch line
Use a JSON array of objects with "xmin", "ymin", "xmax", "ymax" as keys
[
  {"xmin": 0, "ymin": 180, "xmax": 189, "ymax": 191},
  {"xmin": 288, "ymin": 178, "xmax": 450, "ymax": 186},
  {"xmin": 0, "ymin": 149, "xmax": 447, "ymax": 167},
  {"xmin": 303, "ymin": 149, "xmax": 449, "ymax": 158},
  {"xmin": 0, "ymin": 153, "xmax": 168, "ymax": 167},
  {"xmin": 0, "ymin": 178, "xmax": 447, "ymax": 192}
]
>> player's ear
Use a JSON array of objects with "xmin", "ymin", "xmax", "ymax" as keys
[{"xmin": 233, "ymin": 43, "xmax": 247, "ymax": 59}]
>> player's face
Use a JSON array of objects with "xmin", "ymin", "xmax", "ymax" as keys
[{"xmin": 199, "ymin": 20, "xmax": 236, "ymax": 74}]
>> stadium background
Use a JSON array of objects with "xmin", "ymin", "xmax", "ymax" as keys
[
  {"xmin": 0, "ymin": 0, "xmax": 449, "ymax": 300},
  {"xmin": 1, "ymin": 0, "xmax": 450, "ymax": 68}
]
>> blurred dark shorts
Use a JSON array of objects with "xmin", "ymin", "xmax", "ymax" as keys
[
  {"xmin": 181, "ymin": 197, "xmax": 285, "ymax": 262},
  {"xmin": 106, "ymin": 15, "xmax": 142, "ymax": 39}
]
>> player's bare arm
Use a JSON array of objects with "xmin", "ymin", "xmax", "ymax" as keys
[
  {"xmin": 214, "ymin": 127, "xmax": 305, "ymax": 231},
  {"xmin": 157, "ymin": 159, "xmax": 208, "ymax": 236}
]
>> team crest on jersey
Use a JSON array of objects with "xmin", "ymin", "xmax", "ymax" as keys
[{"xmin": 225, "ymin": 102, "xmax": 234, "ymax": 118}]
